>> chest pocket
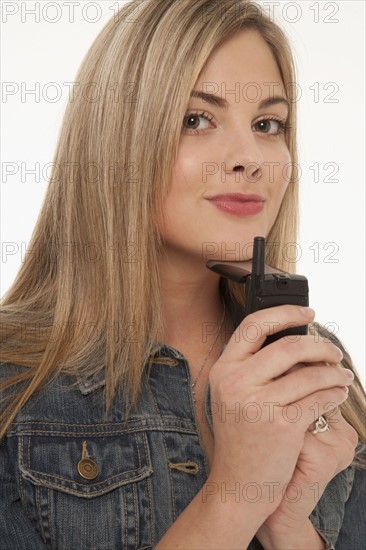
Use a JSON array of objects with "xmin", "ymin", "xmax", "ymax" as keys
[{"xmin": 18, "ymin": 428, "xmax": 154, "ymax": 550}]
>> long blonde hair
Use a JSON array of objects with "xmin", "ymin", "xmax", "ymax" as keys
[{"xmin": 1, "ymin": 0, "xmax": 365, "ymax": 454}]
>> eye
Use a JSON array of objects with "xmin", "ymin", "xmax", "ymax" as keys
[
  {"xmin": 253, "ymin": 118, "xmax": 289, "ymax": 135},
  {"xmin": 182, "ymin": 111, "xmax": 215, "ymax": 134}
]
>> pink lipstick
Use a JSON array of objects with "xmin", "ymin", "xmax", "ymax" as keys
[{"xmin": 207, "ymin": 193, "xmax": 265, "ymax": 217}]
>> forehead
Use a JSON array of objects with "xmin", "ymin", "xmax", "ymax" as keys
[{"xmin": 196, "ymin": 29, "xmax": 285, "ymax": 95}]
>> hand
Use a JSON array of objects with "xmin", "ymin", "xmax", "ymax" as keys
[
  {"xmin": 256, "ymin": 401, "xmax": 358, "ymax": 548},
  {"xmin": 207, "ymin": 305, "xmax": 354, "ymax": 523}
]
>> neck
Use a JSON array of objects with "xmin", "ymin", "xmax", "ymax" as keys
[{"xmin": 157, "ymin": 249, "xmax": 233, "ymax": 351}]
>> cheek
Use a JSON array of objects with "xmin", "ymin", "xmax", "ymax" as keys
[
  {"xmin": 264, "ymin": 145, "xmax": 292, "ymax": 231},
  {"xmin": 157, "ymin": 148, "xmax": 200, "ymax": 238},
  {"xmin": 172, "ymin": 141, "xmax": 215, "ymax": 193},
  {"xmin": 268, "ymin": 145, "xmax": 292, "ymax": 197},
  {"xmin": 281, "ymin": 150, "xmax": 293, "ymax": 196}
]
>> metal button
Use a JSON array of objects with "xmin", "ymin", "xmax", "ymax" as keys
[
  {"xmin": 77, "ymin": 441, "xmax": 99, "ymax": 480},
  {"xmin": 77, "ymin": 458, "xmax": 99, "ymax": 480}
]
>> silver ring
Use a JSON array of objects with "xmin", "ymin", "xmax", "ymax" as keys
[{"xmin": 312, "ymin": 415, "xmax": 330, "ymax": 435}]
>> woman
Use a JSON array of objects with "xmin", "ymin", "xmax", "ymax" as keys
[{"xmin": 1, "ymin": 0, "xmax": 365, "ymax": 548}]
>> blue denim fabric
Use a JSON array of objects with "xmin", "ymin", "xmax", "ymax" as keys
[{"xmin": 1, "ymin": 300, "xmax": 365, "ymax": 549}]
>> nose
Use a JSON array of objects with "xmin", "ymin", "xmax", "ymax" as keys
[{"xmin": 223, "ymin": 125, "xmax": 264, "ymax": 183}]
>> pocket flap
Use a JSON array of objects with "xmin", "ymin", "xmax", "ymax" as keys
[{"xmin": 19, "ymin": 430, "xmax": 153, "ymax": 498}]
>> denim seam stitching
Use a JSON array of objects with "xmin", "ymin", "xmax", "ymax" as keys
[
  {"xmin": 13, "ymin": 422, "xmax": 194, "ymax": 433},
  {"xmin": 135, "ymin": 432, "xmax": 142, "ymax": 468},
  {"xmin": 48, "ymin": 487, "xmax": 53, "ymax": 549},
  {"xmin": 146, "ymin": 461, "xmax": 154, "ymax": 545},
  {"xmin": 20, "ymin": 433, "xmax": 152, "ymax": 489},
  {"xmin": 35, "ymin": 484, "xmax": 46, "ymax": 544},
  {"xmin": 17, "ymin": 470, "xmax": 153, "ymax": 498},
  {"xmin": 133, "ymin": 481, "xmax": 138, "ymax": 549},
  {"xmin": 11, "ymin": 426, "xmax": 196, "ymax": 437},
  {"xmin": 123, "ymin": 478, "xmax": 127, "ymax": 550},
  {"xmin": 161, "ymin": 421, "xmax": 175, "ymax": 521},
  {"xmin": 148, "ymin": 374, "xmax": 176, "ymax": 520},
  {"xmin": 18, "ymin": 435, "xmax": 33, "ymax": 526},
  {"xmin": 21, "ymin": 464, "xmax": 152, "ymax": 488},
  {"xmin": 139, "ymin": 431, "xmax": 154, "ymax": 545}
]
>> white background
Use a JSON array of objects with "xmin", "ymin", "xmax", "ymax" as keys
[{"xmin": 1, "ymin": 1, "xmax": 365, "ymax": 386}]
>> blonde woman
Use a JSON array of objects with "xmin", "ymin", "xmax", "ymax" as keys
[{"xmin": 1, "ymin": 1, "xmax": 365, "ymax": 549}]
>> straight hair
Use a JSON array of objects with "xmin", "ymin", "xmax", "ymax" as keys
[{"xmin": 1, "ymin": 1, "xmax": 365, "ymax": 463}]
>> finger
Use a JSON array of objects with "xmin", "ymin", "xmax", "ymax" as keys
[
  {"xmin": 266, "ymin": 364, "xmax": 354, "ymax": 405},
  {"xmin": 305, "ymin": 408, "xmax": 359, "ymax": 473},
  {"xmin": 224, "ymin": 305, "xmax": 315, "ymax": 360},
  {"xmin": 293, "ymin": 386, "xmax": 350, "ymax": 430},
  {"xmin": 235, "ymin": 336, "xmax": 344, "ymax": 384},
  {"xmin": 264, "ymin": 337, "xmax": 344, "ymax": 380},
  {"xmin": 315, "ymin": 407, "xmax": 359, "ymax": 448}
]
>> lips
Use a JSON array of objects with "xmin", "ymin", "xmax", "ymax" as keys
[{"xmin": 207, "ymin": 193, "xmax": 265, "ymax": 217}]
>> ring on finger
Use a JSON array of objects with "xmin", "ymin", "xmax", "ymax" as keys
[{"xmin": 311, "ymin": 415, "xmax": 330, "ymax": 435}]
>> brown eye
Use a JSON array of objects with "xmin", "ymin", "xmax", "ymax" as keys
[
  {"xmin": 184, "ymin": 115, "xmax": 200, "ymax": 130},
  {"xmin": 182, "ymin": 111, "xmax": 214, "ymax": 133},
  {"xmin": 253, "ymin": 118, "xmax": 287, "ymax": 135},
  {"xmin": 257, "ymin": 120, "xmax": 272, "ymax": 133}
]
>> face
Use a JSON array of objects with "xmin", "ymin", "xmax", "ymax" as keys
[{"xmin": 158, "ymin": 29, "xmax": 292, "ymax": 264}]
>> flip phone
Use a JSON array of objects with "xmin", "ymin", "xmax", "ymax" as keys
[{"xmin": 206, "ymin": 236, "xmax": 309, "ymax": 346}]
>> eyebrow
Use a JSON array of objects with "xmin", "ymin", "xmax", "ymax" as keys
[{"xmin": 190, "ymin": 90, "xmax": 290, "ymax": 111}]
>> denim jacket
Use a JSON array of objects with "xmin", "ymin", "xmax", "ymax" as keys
[{"xmin": 1, "ymin": 299, "xmax": 365, "ymax": 549}]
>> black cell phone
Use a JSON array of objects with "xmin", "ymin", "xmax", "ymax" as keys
[{"xmin": 206, "ymin": 236, "xmax": 309, "ymax": 346}]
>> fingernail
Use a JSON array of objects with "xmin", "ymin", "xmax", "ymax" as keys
[{"xmin": 300, "ymin": 307, "xmax": 315, "ymax": 317}]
